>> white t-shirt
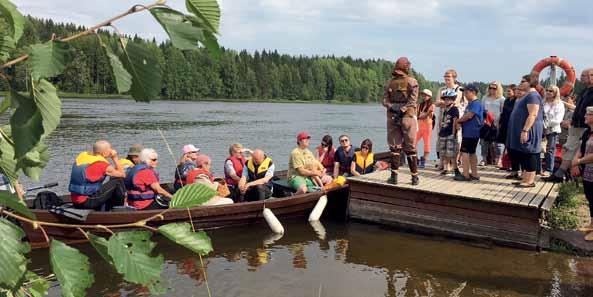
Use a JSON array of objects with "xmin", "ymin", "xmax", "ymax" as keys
[{"xmin": 481, "ymin": 96, "xmax": 505, "ymax": 124}]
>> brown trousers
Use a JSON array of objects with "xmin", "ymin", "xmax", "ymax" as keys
[{"xmin": 386, "ymin": 114, "xmax": 418, "ymax": 173}]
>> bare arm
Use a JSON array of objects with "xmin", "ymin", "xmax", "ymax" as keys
[
  {"xmin": 296, "ymin": 166, "xmax": 321, "ymax": 177},
  {"xmin": 150, "ymin": 182, "xmax": 173, "ymax": 199},
  {"xmin": 522, "ymin": 104, "xmax": 540, "ymax": 132},
  {"xmin": 457, "ymin": 111, "xmax": 475, "ymax": 124},
  {"xmin": 333, "ymin": 162, "xmax": 339, "ymax": 178},
  {"xmin": 105, "ymin": 150, "xmax": 125, "ymax": 178},
  {"xmin": 350, "ymin": 161, "xmax": 360, "ymax": 176}
]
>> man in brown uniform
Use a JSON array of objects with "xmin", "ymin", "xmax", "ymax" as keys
[{"xmin": 382, "ymin": 57, "xmax": 419, "ymax": 185}]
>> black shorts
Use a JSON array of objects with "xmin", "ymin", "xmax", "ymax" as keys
[{"xmin": 460, "ymin": 137, "xmax": 479, "ymax": 154}]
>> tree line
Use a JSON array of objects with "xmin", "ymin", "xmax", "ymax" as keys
[{"xmin": 1, "ymin": 17, "xmax": 444, "ymax": 102}]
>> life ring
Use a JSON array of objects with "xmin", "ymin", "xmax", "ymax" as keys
[{"xmin": 531, "ymin": 56, "xmax": 576, "ymax": 97}]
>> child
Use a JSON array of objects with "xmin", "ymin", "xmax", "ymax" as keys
[{"xmin": 438, "ymin": 91, "xmax": 460, "ymax": 176}]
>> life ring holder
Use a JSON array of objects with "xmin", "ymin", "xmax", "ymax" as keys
[{"xmin": 531, "ymin": 56, "xmax": 576, "ymax": 97}]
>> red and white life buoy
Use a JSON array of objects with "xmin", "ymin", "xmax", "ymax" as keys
[{"xmin": 531, "ymin": 56, "xmax": 576, "ymax": 97}]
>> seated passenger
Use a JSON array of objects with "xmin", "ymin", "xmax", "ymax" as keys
[
  {"xmin": 118, "ymin": 144, "xmax": 144, "ymax": 172},
  {"xmin": 238, "ymin": 149, "xmax": 275, "ymax": 201},
  {"xmin": 351, "ymin": 138, "xmax": 376, "ymax": 176},
  {"xmin": 124, "ymin": 148, "xmax": 173, "ymax": 210},
  {"xmin": 288, "ymin": 132, "xmax": 325, "ymax": 194},
  {"xmin": 187, "ymin": 155, "xmax": 234, "ymax": 205},
  {"xmin": 224, "ymin": 143, "xmax": 250, "ymax": 201},
  {"xmin": 69, "ymin": 140, "xmax": 125, "ymax": 210},
  {"xmin": 333, "ymin": 134, "xmax": 356, "ymax": 178},
  {"xmin": 316, "ymin": 135, "xmax": 335, "ymax": 174},
  {"xmin": 173, "ymin": 144, "xmax": 200, "ymax": 191}
]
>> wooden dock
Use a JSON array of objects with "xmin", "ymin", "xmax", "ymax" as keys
[{"xmin": 347, "ymin": 164, "xmax": 559, "ymax": 250}]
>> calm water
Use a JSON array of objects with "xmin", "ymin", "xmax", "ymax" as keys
[{"xmin": 23, "ymin": 99, "xmax": 593, "ymax": 296}]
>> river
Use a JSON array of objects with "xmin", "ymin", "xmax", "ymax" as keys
[{"xmin": 24, "ymin": 99, "xmax": 593, "ymax": 296}]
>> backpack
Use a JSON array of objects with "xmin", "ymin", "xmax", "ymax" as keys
[{"xmin": 32, "ymin": 191, "xmax": 64, "ymax": 209}]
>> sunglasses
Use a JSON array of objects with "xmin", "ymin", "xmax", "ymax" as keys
[
  {"xmin": 361, "ymin": 146, "xmax": 370, "ymax": 150},
  {"xmin": 339, "ymin": 139, "xmax": 349, "ymax": 143},
  {"xmin": 321, "ymin": 142, "xmax": 328, "ymax": 147},
  {"xmin": 150, "ymin": 158, "xmax": 158, "ymax": 162},
  {"xmin": 488, "ymin": 87, "xmax": 497, "ymax": 90},
  {"xmin": 546, "ymin": 89, "xmax": 555, "ymax": 93}
]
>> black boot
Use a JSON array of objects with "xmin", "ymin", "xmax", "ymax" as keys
[
  {"xmin": 387, "ymin": 171, "xmax": 398, "ymax": 185},
  {"xmin": 411, "ymin": 174, "xmax": 419, "ymax": 185}
]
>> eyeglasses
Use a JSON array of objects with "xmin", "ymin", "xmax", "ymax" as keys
[{"xmin": 339, "ymin": 139, "xmax": 349, "ymax": 143}]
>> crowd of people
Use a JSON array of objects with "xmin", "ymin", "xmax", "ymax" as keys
[{"xmin": 381, "ymin": 57, "xmax": 593, "ymax": 240}]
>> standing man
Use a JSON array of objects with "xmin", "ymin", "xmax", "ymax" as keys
[
  {"xmin": 546, "ymin": 68, "xmax": 593, "ymax": 182},
  {"xmin": 382, "ymin": 57, "xmax": 420, "ymax": 185},
  {"xmin": 455, "ymin": 84, "xmax": 484, "ymax": 181}
]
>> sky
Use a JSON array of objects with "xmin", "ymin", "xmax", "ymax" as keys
[{"xmin": 12, "ymin": 0, "xmax": 593, "ymax": 84}]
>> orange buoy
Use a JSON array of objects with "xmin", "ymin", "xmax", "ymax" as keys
[{"xmin": 531, "ymin": 56, "xmax": 576, "ymax": 97}]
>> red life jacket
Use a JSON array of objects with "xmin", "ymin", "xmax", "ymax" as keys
[
  {"xmin": 224, "ymin": 156, "xmax": 245, "ymax": 186},
  {"xmin": 187, "ymin": 168, "xmax": 214, "ymax": 184},
  {"xmin": 124, "ymin": 164, "xmax": 158, "ymax": 202}
]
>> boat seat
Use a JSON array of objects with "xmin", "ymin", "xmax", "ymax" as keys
[
  {"xmin": 49, "ymin": 204, "xmax": 92, "ymax": 222},
  {"xmin": 271, "ymin": 179, "xmax": 296, "ymax": 197}
]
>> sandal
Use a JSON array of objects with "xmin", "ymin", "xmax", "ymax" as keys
[{"xmin": 516, "ymin": 183, "xmax": 536, "ymax": 188}]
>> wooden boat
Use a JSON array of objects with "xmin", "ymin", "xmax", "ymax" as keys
[{"xmin": 22, "ymin": 171, "xmax": 349, "ymax": 249}]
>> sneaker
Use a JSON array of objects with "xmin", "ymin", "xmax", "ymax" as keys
[
  {"xmin": 478, "ymin": 160, "xmax": 486, "ymax": 167},
  {"xmin": 454, "ymin": 174, "xmax": 471, "ymax": 181},
  {"xmin": 411, "ymin": 175, "xmax": 419, "ymax": 185}
]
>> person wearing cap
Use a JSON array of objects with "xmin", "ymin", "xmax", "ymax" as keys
[
  {"xmin": 435, "ymin": 69, "xmax": 466, "ymax": 170},
  {"xmin": 570, "ymin": 106, "xmax": 593, "ymax": 240},
  {"xmin": 506, "ymin": 75, "xmax": 544, "ymax": 187},
  {"xmin": 415, "ymin": 89, "xmax": 435, "ymax": 168},
  {"xmin": 173, "ymin": 144, "xmax": 200, "ymax": 191},
  {"xmin": 224, "ymin": 143, "xmax": 251, "ymax": 201},
  {"xmin": 333, "ymin": 134, "xmax": 355, "ymax": 178},
  {"xmin": 288, "ymin": 132, "xmax": 325, "ymax": 194},
  {"xmin": 455, "ymin": 84, "xmax": 484, "ymax": 182},
  {"xmin": 118, "ymin": 144, "xmax": 144, "ymax": 172},
  {"xmin": 438, "ymin": 90, "xmax": 460, "ymax": 176}
]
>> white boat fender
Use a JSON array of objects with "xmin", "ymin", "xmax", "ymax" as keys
[
  {"xmin": 263, "ymin": 208, "xmax": 284, "ymax": 234},
  {"xmin": 308, "ymin": 195, "xmax": 328, "ymax": 221},
  {"xmin": 309, "ymin": 220, "xmax": 326, "ymax": 240}
]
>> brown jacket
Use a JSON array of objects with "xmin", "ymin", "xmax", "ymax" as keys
[{"xmin": 382, "ymin": 74, "xmax": 419, "ymax": 115}]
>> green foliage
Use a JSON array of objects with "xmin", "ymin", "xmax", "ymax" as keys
[
  {"xmin": 23, "ymin": 271, "xmax": 50, "ymax": 297},
  {"xmin": 150, "ymin": 7, "xmax": 205, "ymax": 51},
  {"xmin": 28, "ymin": 40, "xmax": 71, "ymax": 80},
  {"xmin": 0, "ymin": 0, "xmax": 25, "ymax": 62},
  {"xmin": 87, "ymin": 233, "xmax": 113, "ymax": 265},
  {"xmin": 0, "ymin": 190, "xmax": 34, "ymax": 219},
  {"xmin": 100, "ymin": 41, "xmax": 131, "ymax": 94},
  {"xmin": 49, "ymin": 240, "xmax": 94, "ymax": 297},
  {"xmin": 186, "ymin": 0, "xmax": 220, "ymax": 34},
  {"xmin": 0, "ymin": 126, "xmax": 18, "ymax": 183},
  {"xmin": 169, "ymin": 183, "xmax": 217, "ymax": 208},
  {"xmin": 0, "ymin": 218, "xmax": 30, "ymax": 290},
  {"xmin": 31, "ymin": 79, "xmax": 62, "ymax": 138},
  {"xmin": 118, "ymin": 38, "xmax": 162, "ymax": 102},
  {"xmin": 549, "ymin": 181, "xmax": 584, "ymax": 230},
  {"xmin": 8, "ymin": 89, "xmax": 43, "ymax": 159},
  {"xmin": 107, "ymin": 231, "xmax": 164, "ymax": 285},
  {"xmin": 158, "ymin": 223, "xmax": 213, "ymax": 255}
]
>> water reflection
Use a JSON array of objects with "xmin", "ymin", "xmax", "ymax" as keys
[{"xmin": 28, "ymin": 220, "xmax": 593, "ymax": 297}]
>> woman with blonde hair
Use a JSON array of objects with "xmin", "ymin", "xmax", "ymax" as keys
[
  {"xmin": 542, "ymin": 85, "xmax": 565, "ymax": 176},
  {"xmin": 435, "ymin": 69, "xmax": 465, "ymax": 170},
  {"xmin": 480, "ymin": 81, "xmax": 505, "ymax": 166}
]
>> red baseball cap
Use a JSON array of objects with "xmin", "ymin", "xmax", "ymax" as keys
[{"xmin": 296, "ymin": 132, "xmax": 311, "ymax": 141}]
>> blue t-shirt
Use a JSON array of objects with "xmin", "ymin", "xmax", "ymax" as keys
[
  {"xmin": 461, "ymin": 99, "xmax": 484, "ymax": 139},
  {"xmin": 507, "ymin": 91, "xmax": 544, "ymax": 154},
  {"xmin": 439, "ymin": 105, "xmax": 460, "ymax": 137}
]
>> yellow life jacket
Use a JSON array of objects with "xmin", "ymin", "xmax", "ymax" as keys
[
  {"xmin": 118, "ymin": 158, "xmax": 134, "ymax": 169},
  {"xmin": 75, "ymin": 152, "xmax": 108, "ymax": 166},
  {"xmin": 247, "ymin": 157, "xmax": 273, "ymax": 181},
  {"xmin": 354, "ymin": 151, "xmax": 374, "ymax": 174}
]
